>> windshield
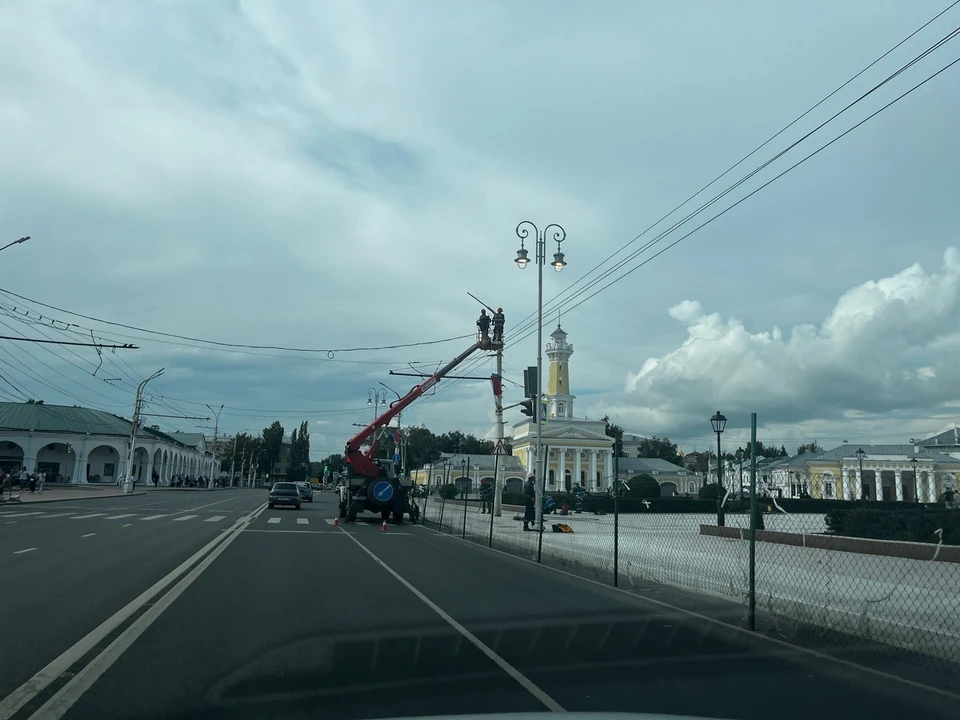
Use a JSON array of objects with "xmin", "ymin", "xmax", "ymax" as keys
[{"xmin": 2, "ymin": 2, "xmax": 958, "ymax": 720}]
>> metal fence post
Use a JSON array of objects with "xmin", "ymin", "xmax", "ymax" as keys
[
  {"xmin": 749, "ymin": 412, "xmax": 758, "ymax": 631},
  {"xmin": 614, "ymin": 438, "xmax": 621, "ymax": 587},
  {"xmin": 438, "ymin": 497, "xmax": 446, "ymax": 533}
]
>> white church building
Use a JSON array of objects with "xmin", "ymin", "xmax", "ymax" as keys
[{"xmin": 511, "ymin": 324, "xmax": 614, "ymax": 492}]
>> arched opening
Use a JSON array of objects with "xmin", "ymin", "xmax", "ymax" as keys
[
  {"xmin": 548, "ymin": 469, "xmax": 555, "ymax": 485},
  {"xmin": 0, "ymin": 440, "xmax": 25, "ymax": 474},
  {"xmin": 504, "ymin": 476, "xmax": 524, "ymax": 494},
  {"xmin": 152, "ymin": 448, "xmax": 163, "ymax": 485},
  {"xmin": 659, "ymin": 481, "xmax": 677, "ymax": 497},
  {"xmin": 131, "ymin": 446, "xmax": 149, "ymax": 483},
  {"xmin": 564, "ymin": 468, "xmax": 571, "ymax": 491},
  {"xmin": 453, "ymin": 476, "xmax": 470, "ymax": 496},
  {"xmin": 87, "ymin": 444, "xmax": 122, "ymax": 483},
  {"xmin": 37, "ymin": 441, "xmax": 73, "ymax": 482}
]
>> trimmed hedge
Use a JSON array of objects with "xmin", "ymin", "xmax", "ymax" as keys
[{"xmin": 825, "ymin": 507, "xmax": 960, "ymax": 546}]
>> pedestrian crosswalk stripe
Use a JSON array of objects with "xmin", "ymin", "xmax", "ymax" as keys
[
  {"xmin": 141, "ymin": 515, "xmax": 169, "ymax": 520},
  {"xmin": 172, "ymin": 515, "xmax": 197, "ymax": 522},
  {"xmin": 267, "ymin": 517, "xmax": 281, "ymax": 524},
  {"xmin": 70, "ymin": 513, "xmax": 107, "ymax": 519},
  {"xmin": 296, "ymin": 518, "xmax": 308, "ymax": 525},
  {"xmin": 105, "ymin": 514, "xmax": 136, "ymax": 520},
  {"xmin": 205, "ymin": 515, "xmax": 226, "ymax": 523}
]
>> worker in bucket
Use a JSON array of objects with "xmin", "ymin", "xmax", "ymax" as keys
[
  {"xmin": 477, "ymin": 309, "xmax": 491, "ymax": 341},
  {"xmin": 492, "ymin": 307, "xmax": 505, "ymax": 342}
]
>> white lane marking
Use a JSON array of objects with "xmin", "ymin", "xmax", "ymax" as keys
[
  {"xmin": 339, "ymin": 528, "xmax": 564, "ymax": 712},
  {"xmin": 104, "ymin": 514, "xmax": 136, "ymax": 520},
  {"xmin": 140, "ymin": 515, "xmax": 169, "ymax": 521},
  {"xmin": 121, "ymin": 524, "xmax": 132, "ymax": 528},
  {"xmin": 5, "ymin": 521, "xmax": 18, "ymax": 524},
  {"xmin": 81, "ymin": 533, "xmax": 96, "ymax": 538},
  {"xmin": 70, "ymin": 513, "xmax": 107, "ymax": 520},
  {"xmin": 14, "ymin": 548, "xmax": 37, "ymax": 555},
  {"xmin": 0, "ymin": 511, "xmax": 46, "ymax": 518},
  {"xmin": 28, "ymin": 505, "xmax": 263, "ymax": 720},
  {"xmin": 324, "ymin": 518, "xmax": 338, "ymax": 525},
  {"xmin": 205, "ymin": 515, "xmax": 226, "ymax": 523},
  {"xmin": 171, "ymin": 515, "xmax": 197, "ymax": 522},
  {"xmin": 296, "ymin": 518, "xmax": 309, "ymax": 525},
  {"xmin": 242, "ymin": 529, "xmax": 355, "ymax": 535},
  {"xmin": 419, "ymin": 526, "xmax": 960, "ymax": 704},
  {"xmin": 171, "ymin": 496, "xmax": 240, "ymax": 515},
  {"xmin": 40, "ymin": 513, "xmax": 76, "ymax": 519},
  {"xmin": 267, "ymin": 517, "xmax": 281, "ymax": 524},
  {"xmin": 0, "ymin": 501, "xmax": 268, "ymax": 720}
]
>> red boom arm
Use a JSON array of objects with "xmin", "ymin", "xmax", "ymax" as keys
[{"xmin": 345, "ymin": 341, "xmax": 483, "ymax": 479}]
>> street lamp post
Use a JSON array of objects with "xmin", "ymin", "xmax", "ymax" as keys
[
  {"xmin": 380, "ymin": 382, "xmax": 403, "ymax": 474},
  {"xmin": 123, "ymin": 368, "xmax": 164, "ymax": 493},
  {"xmin": 367, "ymin": 388, "xmax": 387, "ymax": 422},
  {"xmin": 515, "ymin": 220, "xmax": 567, "ymax": 535},
  {"xmin": 710, "ymin": 411, "xmax": 727, "ymax": 526},
  {"xmin": 910, "ymin": 455, "xmax": 919, "ymax": 503},
  {"xmin": 856, "ymin": 447, "xmax": 866, "ymax": 504},
  {"xmin": 0, "ymin": 236, "xmax": 30, "ymax": 253},
  {"xmin": 206, "ymin": 403, "xmax": 223, "ymax": 489}
]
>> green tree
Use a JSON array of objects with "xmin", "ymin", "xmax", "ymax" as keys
[
  {"xmin": 636, "ymin": 436, "xmax": 683, "ymax": 466},
  {"xmin": 601, "ymin": 415, "xmax": 628, "ymax": 457},
  {"xmin": 624, "ymin": 474, "xmax": 661, "ymax": 499},
  {"xmin": 699, "ymin": 482, "xmax": 722, "ymax": 500},
  {"xmin": 262, "ymin": 421, "xmax": 285, "ymax": 476},
  {"xmin": 287, "ymin": 420, "xmax": 310, "ymax": 483},
  {"xmin": 319, "ymin": 453, "xmax": 346, "ymax": 477},
  {"xmin": 796, "ymin": 441, "xmax": 823, "ymax": 456}
]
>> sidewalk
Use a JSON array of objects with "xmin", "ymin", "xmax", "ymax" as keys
[{"xmin": 0, "ymin": 485, "xmax": 145, "ymax": 504}]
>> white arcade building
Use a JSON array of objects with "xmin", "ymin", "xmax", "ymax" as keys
[
  {"xmin": 511, "ymin": 323, "xmax": 614, "ymax": 492},
  {"xmin": 0, "ymin": 402, "xmax": 219, "ymax": 484}
]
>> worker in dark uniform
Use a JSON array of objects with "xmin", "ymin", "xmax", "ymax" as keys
[
  {"xmin": 522, "ymin": 475, "xmax": 536, "ymax": 531},
  {"xmin": 492, "ymin": 307, "xmax": 505, "ymax": 343},
  {"xmin": 477, "ymin": 309, "xmax": 491, "ymax": 342}
]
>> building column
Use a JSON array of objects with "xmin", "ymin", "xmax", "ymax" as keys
[
  {"xmin": 73, "ymin": 452, "xmax": 86, "ymax": 484},
  {"xmin": 855, "ymin": 467, "xmax": 862, "ymax": 500},
  {"xmin": 588, "ymin": 451, "xmax": 598, "ymax": 491},
  {"xmin": 145, "ymin": 453, "xmax": 154, "ymax": 487},
  {"xmin": 604, "ymin": 449, "xmax": 614, "ymax": 489},
  {"xmin": 526, "ymin": 448, "xmax": 534, "ymax": 475},
  {"xmin": 574, "ymin": 450, "xmax": 582, "ymax": 486},
  {"xmin": 557, "ymin": 447, "xmax": 566, "ymax": 489},
  {"xmin": 894, "ymin": 469, "xmax": 903, "ymax": 502}
]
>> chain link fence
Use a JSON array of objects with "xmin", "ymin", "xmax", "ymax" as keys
[{"xmin": 417, "ymin": 472, "xmax": 960, "ymax": 684}]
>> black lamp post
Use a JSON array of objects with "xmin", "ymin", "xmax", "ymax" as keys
[
  {"xmin": 710, "ymin": 411, "xmax": 727, "ymax": 526},
  {"xmin": 909, "ymin": 456, "xmax": 919, "ymax": 503},
  {"xmin": 855, "ymin": 448, "xmax": 866, "ymax": 504}
]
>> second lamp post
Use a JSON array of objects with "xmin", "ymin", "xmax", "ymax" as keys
[{"xmin": 710, "ymin": 410, "xmax": 726, "ymax": 526}]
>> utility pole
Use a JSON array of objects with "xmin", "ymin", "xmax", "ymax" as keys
[
  {"xmin": 123, "ymin": 368, "xmax": 164, "ymax": 493},
  {"xmin": 206, "ymin": 403, "xmax": 223, "ymax": 489},
  {"xmin": 493, "ymin": 345, "xmax": 505, "ymax": 517}
]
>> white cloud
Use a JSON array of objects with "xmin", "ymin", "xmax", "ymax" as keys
[{"xmin": 620, "ymin": 248, "xmax": 960, "ymax": 440}]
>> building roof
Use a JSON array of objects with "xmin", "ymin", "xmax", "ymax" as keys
[
  {"xmin": 807, "ymin": 444, "xmax": 957, "ymax": 463},
  {"xmin": 918, "ymin": 427, "xmax": 960, "ymax": 447},
  {"xmin": 0, "ymin": 402, "xmax": 193, "ymax": 448},
  {"xmin": 618, "ymin": 457, "xmax": 695, "ymax": 476},
  {"xmin": 168, "ymin": 432, "xmax": 207, "ymax": 450},
  {"xmin": 427, "ymin": 452, "xmax": 525, "ymax": 474}
]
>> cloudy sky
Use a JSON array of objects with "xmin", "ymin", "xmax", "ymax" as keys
[{"xmin": 1, "ymin": 0, "xmax": 958, "ymax": 460}]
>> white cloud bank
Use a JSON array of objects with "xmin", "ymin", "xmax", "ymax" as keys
[{"xmin": 622, "ymin": 247, "xmax": 960, "ymax": 435}]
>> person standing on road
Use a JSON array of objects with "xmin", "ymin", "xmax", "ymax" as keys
[
  {"xmin": 522, "ymin": 475, "xmax": 536, "ymax": 531},
  {"xmin": 479, "ymin": 478, "xmax": 493, "ymax": 514},
  {"xmin": 573, "ymin": 482, "xmax": 585, "ymax": 513}
]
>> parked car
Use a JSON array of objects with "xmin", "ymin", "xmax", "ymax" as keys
[
  {"xmin": 268, "ymin": 482, "xmax": 301, "ymax": 510},
  {"xmin": 296, "ymin": 482, "xmax": 314, "ymax": 502}
]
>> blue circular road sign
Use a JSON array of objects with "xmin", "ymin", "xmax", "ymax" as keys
[{"xmin": 373, "ymin": 480, "xmax": 394, "ymax": 502}]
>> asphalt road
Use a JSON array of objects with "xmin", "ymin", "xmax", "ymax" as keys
[{"xmin": 2, "ymin": 490, "xmax": 957, "ymax": 720}]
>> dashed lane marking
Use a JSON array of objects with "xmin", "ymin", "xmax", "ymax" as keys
[
  {"xmin": 171, "ymin": 515, "xmax": 197, "ymax": 522},
  {"xmin": 81, "ymin": 533, "xmax": 96, "ymax": 538},
  {"xmin": 14, "ymin": 548, "xmax": 37, "ymax": 554},
  {"xmin": 140, "ymin": 515, "xmax": 169, "ymax": 521},
  {"xmin": 296, "ymin": 518, "xmax": 309, "ymax": 525},
  {"xmin": 70, "ymin": 513, "xmax": 107, "ymax": 520},
  {"xmin": 267, "ymin": 517, "xmax": 281, "ymax": 524},
  {"xmin": 105, "ymin": 514, "xmax": 136, "ymax": 520},
  {"xmin": 205, "ymin": 515, "xmax": 226, "ymax": 523}
]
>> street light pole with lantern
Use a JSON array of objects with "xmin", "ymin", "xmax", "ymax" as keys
[
  {"xmin": 855, "ymin": 447, "xmax": 866, "ymax": 504},
  {"xmin": 909, "ymin": 455, "xmax": 920, "ymax": 503},
  {"xmin": 710, "ymin": 411, "xmax": 727, "ymax": 526},
  {"xmin": 515, "ymin": 220, "xmax": 567, "ymax": 535}
]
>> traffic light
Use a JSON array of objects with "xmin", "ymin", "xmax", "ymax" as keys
[{"xmin": 520, "ymin": 399, "xmax": 535, "ymax": 418}]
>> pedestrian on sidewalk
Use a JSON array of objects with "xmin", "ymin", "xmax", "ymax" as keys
[
  {"xmin": 479, "ymin": 478, "xmax": 493, "ymax": 514},
  {"xmin": 36, "ymin": 470, "xmax": 45, "ymax": 494},
  {"xmin": 522, "ymin": 475, "xmax": 536, "ymax": 531}
]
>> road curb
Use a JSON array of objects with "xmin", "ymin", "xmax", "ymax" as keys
[{"xmin": 0, "ymin": 491, "xmax": 147, "ymax": 505}]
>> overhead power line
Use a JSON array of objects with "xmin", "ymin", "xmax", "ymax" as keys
[
  {"xmin": 0, "ymin": 335, "xmax": 135, "ymax": 348},
  {"xmin": 0, "ymin": 287, "xmax": 469, "ymax": 354}
]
